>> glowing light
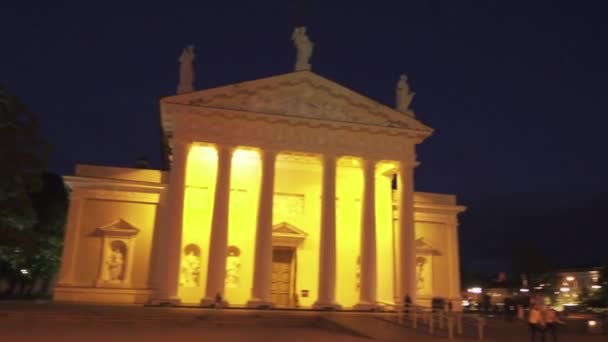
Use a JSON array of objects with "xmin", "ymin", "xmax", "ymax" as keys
[
  {"xmin": 20, "ymin": 269, "xmax": 28, "ymax": 275},
  {"xmin": 467, "ymin": 287, "xmax": 482, "ymax": 294},
  {"xmin": 554, "ymin": 292, "xmax": 560, "ymax": 295},
  {"xmin": 462, "ymin": 300, "xmax": 470, "ymax": 306},
  {"xmin": 588, "ymin": 320, "xmax": 597, "ymax": 327},
  {"xmin": 533, "ymin": 286, "xmax": 542, "ymax": 290},
  {"xmin": 519, "ymin": 288, "xmax": 530, "ymax": 293},
  {"xmin": 591, "ymin": 285, "xmax": 602, "ymax": 289},
  {"xmin": 566, "ymin": 276, "xmax": 574, "ymax": 282},
  {"xmin": 233, "ymin": 148, "xmax": 259, "ymax": 162},
  {"xmin": 560, "ymin": 287, "xmax": 570, "ymax": 292}
]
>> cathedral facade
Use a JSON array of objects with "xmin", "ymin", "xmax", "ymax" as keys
[{"xmin": 54, "ymin": 36, "xmax": 465, "ymax": 310}]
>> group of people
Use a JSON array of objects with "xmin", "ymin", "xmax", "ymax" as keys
[{"xmin": 528, "ymin": 303, "xmax": 564, "ymax": 342}]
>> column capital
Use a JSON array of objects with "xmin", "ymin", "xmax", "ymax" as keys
[
  {"xmin": 359, "ymin": 158, "xmax": 379, "ymax": 169},
  {"xmin": 258, "ymin": 148, "xmax": 280, "ymax": 158},
  {"xmin": 215, "ymin": 143, "xmax": 236, "ymax": 154}
]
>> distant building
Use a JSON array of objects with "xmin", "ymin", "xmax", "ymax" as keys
[{"xmin": 552, "ymin": 267, "xmax": 603, "ymax": 306}]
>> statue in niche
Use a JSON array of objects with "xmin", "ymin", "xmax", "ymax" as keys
[
  {"xmin": 106, "ymin": 242, "xmax": 125, "ymax": 282},
  {"xmin": 416, "ymin": 256, "xmax": 427, "ymax": 291},
  {"xmin": 396, "ymin": 74, "xmax": 415, "ymax": 113},
  {"xmin": 225, "ymin": 246, "xmax": 241, "ymax": 288},
  {"xmin": 181, "ymin": 244, "xmax": 201, "ymax": 287},
  {"xmin": 177, "ymin": 45, "xmax": 195, "ymax": 94},
  {"xmin": 291, "ymin": 27, "xmax": 314, "ymax": 71}
]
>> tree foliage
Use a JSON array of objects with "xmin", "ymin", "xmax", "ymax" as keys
[
  {"xmin": 0, "ymin": 85, "xmax": 49, "ymax": 233},
  {"xmin": 0, "ymin": 86, "xmax": 66, "ymax": 297}
]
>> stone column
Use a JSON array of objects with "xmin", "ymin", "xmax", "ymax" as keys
[
  {"xmin": 247, "ymin": 149, "xmax": 277, "ymax": 308},
  {"xmin": 152, "ymin": 140, "xmax": 190, "ymax": 305},
  {"xmin": 447, "ymin": 223, "xmax": 462, "ymax": 311},
  {"xmin": 355, "ymin": 158, "xmax": 378, "ymax": 310},
  {"xmin": 56, "ymin": 193, "xmax": 84, "ymax": 286},
  {"xmin": 398, "ymin": 161, "xmax": 417, "ymax": 305},
  {"xmin": 201, "ymin": 144, "xmax": 234, "ymax": 306},
  {"xmin": 313, "ymin": 154, "xmax": 341, "ymax": 310}
]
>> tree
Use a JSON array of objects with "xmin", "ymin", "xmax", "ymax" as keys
[
  {"xmin": 0, "ymin": 173, "xmax": 67, "ymax": 297},
  {"xmin": 0, "ymin": 85, "xmax": 48, "ymax": 233},
  {"xmin": 0, "ymin": 86, "xmax": 52, "ymax": 297}
]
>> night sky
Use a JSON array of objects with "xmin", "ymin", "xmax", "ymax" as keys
[{"xmin": 2, "ymin": 1, "xmax": 608, "ymax": 276}]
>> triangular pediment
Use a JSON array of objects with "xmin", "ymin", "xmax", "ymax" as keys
[
  {"xmin": 162, "ymin": 71, "xmax": 432, "ymax": 132},
  {"xmin": 96, "ymin": 219, "xmax": 140, "ymax": 237},
  {"xmin": 415, "ymin": 237, "xmax": 441, "ymax": 256},
  {"xmin": 272, "ymin": 222, "xmax": 308, "ymax": 237}
]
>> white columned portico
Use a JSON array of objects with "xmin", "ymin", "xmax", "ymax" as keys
[
  {"xmin": 153, "ymin": 140, "xmax": 190, "ymax": 305},
  {"xmin": 201, "ymin": 144, "xmax": 234, "ymax": 306},
  {"xmin": 247, "ymin": 149, "xmax": 277, "ymax": 308},
  {"xmin": 355, "ymin": 159, "xmax": 378, "ymax": 310},
  {"xmin": 398, "ymin": 161, "xmax": 417, "ymax": 304},
  {"xmin": 314, "ymin": 154, "xmax": 341, "ymax": 310}
]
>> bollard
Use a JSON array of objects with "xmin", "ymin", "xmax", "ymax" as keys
[
  {"xmin": 456, "ymin": 312, "xmax": 463, "ymax": 335},
  {"xmin": 448, "ymin": 315, "xmax": 455, "ymax": 340},
  {"xmin": 477, "ymin": 317, "xmax": 486, "ymax": 340},
  {"xmin": 429, "ymin": 313, "xmax": 435, "ymax": 334},
  {"xmin": 412, "ymin": 308, "xmax": 418, "ymax": 329}
]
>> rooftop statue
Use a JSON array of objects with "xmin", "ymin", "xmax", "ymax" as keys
[
  {"xmin": 396, "ymin": 74, "xmax": 415, "ymax": 114},
  {"xmin": 177, "ymin": 45, "xmax": 195, "ymax": 94},
  {"xmin": 292, "ymin": 27, "xmax": 314, "ymax": 71}
]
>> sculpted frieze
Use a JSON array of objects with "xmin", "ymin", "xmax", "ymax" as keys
[{"xmin": 185, "ymin": 76, "xmax": 420, "ymax": 129}]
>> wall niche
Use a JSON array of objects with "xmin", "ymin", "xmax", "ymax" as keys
[{"xmin": 95, "ymin": 219, "xmax": 139, "ymax": 287}]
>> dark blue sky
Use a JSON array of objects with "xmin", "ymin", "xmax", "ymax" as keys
[{"xmin": 3, "ymin": 1, "xmax": 608, "ymax": 273}]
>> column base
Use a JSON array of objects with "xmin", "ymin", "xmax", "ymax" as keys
[
  {"xmin": 353, "ymin": 302, "xmax": 381, "ymax": 311},
  {"xmin": 246, "ymin": 299, "xmax": 274, "ymax": 309},
  {"xmin": 200, "ymin": 297, "xmax": 230, "ymax": 308},
  {"xmin": 149, "ymin": 296, "xmax": 181, "ymax": 306},
  {"xmin": 312, "ymin": 301, "xmax": 341, "ymax": 311}
]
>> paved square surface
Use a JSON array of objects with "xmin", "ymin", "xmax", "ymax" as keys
[{"xmin": 0, "ymin": 302, "xmax": 605, "ymax": 341}]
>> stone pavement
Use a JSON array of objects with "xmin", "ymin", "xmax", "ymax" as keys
[{"xmin": 0, "ymin": 302, "xmax": 606, "ymax": 341}]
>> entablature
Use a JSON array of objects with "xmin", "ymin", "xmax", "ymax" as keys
[{"xmin": 167, "ymin": 104, "xmax": 419, "ymax": 162}]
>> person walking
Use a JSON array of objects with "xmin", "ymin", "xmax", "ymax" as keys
[
  {"xmin": 544, "ymin": 306, "xmax": 564, "ymax": 342},
  {"xmin": 528, "ymin": 304, "xmax": 546, "ymax": 342}
]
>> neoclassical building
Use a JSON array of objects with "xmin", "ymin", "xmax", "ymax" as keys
[{"xmin": 54, "ymin": 33, "xmax": 465, "ymax": 310}]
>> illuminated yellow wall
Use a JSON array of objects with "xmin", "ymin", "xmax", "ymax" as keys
[
  {"xmin": 376, "ymin": 174, "xmax": 395, "ymax": 304},
  {"xmin": 273, "ymin": 158, "xmax": 321, "ymax": 308},
  {"xmin": 180, "ymin": 146, "xmax": 261, "ymax": 305},
  {"xmin": 179, "ymin": 146, "xmax": 217, "ymax": 303},
  {"xmin": 225, "ymin": 150, "xmax": 260, "ymax": 305},
  {"xmin": 414, "ymin": 219, "xmax": 451, "ymax": 302},
  {"xmin": 335, "ymin": 161, "xmax": 363, "ymax": 308},
  {"xmin": 72, "ymin": 199, "xmax": 157, "ymax": 287}
]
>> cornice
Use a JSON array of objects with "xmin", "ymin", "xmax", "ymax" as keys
[
  {"xmin": 414, "ymin": 202, "xmax": 467, "ymax": 215},
  {"xmin": 64, "ymin": 176, "xmax": 166, "ymax": 203},
  {"xmin": 164, "ymin": 102, "xmax": 430, "ymax": 141}
]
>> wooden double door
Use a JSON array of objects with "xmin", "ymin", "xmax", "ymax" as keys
[{"xmin": 271, "ymin": 247, "xmax": 295, "ymax": 307}]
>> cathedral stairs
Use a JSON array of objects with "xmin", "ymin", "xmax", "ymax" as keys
[{"xmin": 0, "ymin": 302, "xmax": 366, "ymax": 336}]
